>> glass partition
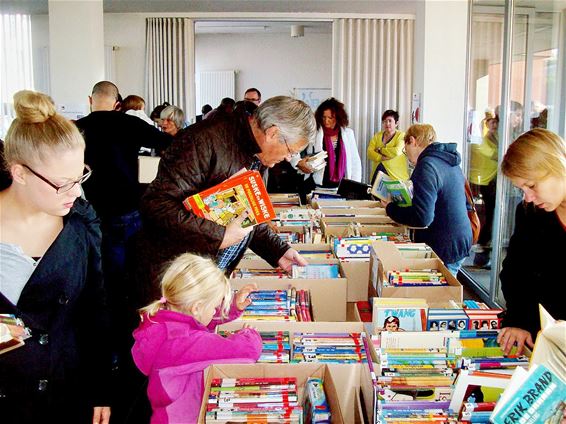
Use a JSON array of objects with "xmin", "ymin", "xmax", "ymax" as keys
[{"xmin": 463, "ymin": 0, "xmax": 566, "ymax": 305}]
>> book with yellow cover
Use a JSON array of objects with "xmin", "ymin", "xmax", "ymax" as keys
[{"xmin": 183, "ymin": 170, "xmax": 275, "ymax": 228}]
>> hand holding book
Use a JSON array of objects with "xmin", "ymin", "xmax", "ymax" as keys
[
  {"xmin": 371, "ymin": 170, "xmax": 413, "ymax": 207},
  {"xmin": 219, "ymin": 212, "xmax": 253, "ymax": 249}
]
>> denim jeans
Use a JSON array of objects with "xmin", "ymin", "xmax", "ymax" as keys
[
  {"xmin": 445, "ymin": 257, "xmax": 466, "ymax": 277},
  {"xmin": 100, "ymin": 210, "xmax": 142, "ymax": 353}
]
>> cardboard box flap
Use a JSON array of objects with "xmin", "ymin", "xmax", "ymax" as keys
[{"xmin": 370, "ymin": 240, "xmax": 406, "ymax": 269}]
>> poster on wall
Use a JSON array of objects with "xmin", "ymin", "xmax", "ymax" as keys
[
  {"xmin": 294, "ymin": 88, "xmax": 332, "ymax": 110},
  {"xmin": 411, "ymin": 93, "xmax": 421, "ymax": 124}
]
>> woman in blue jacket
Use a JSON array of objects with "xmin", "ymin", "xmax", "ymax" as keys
[{"xmin": 382, "ymin": 124, "xmax": 472, "ymax": 275}]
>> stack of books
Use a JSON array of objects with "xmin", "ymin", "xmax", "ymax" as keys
[
  {"xmin": 460, "ymin": 401, "xmax": 497, "ymax": 422},
  {"xmin": 269, "ymin": 193, "xmax": 301, "ymax": 209},
  {"xmin": 240, "ymin": 289, "xmax": 313, "ymax": 322},
  {"xmin": 218, "ymin": 331, "xmax": 291, "ymax": 364},
  {"xmin": 427, "ymin": 308, "xmax": 470, "ymax": 331},
  {"xmin": 368, "ymin": 329, "xmax": 531, "ymax": 423},
  {"xmin": 258, "ymin": 331, "xmax": 291, "ymax": 363},
  {"xmin": 206, "ymin": 377, "xmax": 303, "ymax": 423},
  {"xmin": 385, "ymin": 269, "xmax": 448, "ymax": 287},
  {"xmin": 395, "ymin": 242, "xmax": 435, "ymax": 257},
  {"xmin": 463, "ymin": 301, "xmax": 504, "ymax": 330},
  {"xmin": 295, "ymin": 249, "xmax": 334, "ymax": 260},
  {"xmin": 292, "ymin": 332, "xmax": 367, "ymax": 364},
  {"xmin": 231, "ymin": 268, "xmax": 288, "ymax": 279},
  {"xmin": 305, "ymin": 151, "xmax": 328, "ymax": 172}
]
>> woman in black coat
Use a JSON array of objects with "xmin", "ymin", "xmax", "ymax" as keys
[
  {"xmin": 497, "ymin": 129, "xmax": 566, "ymax": 355},
  {"xmin": 0, "ymin": 90, "xmax": 111, "ymax": 423}
]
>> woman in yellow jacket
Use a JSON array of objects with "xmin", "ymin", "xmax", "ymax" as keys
[
  {"xmin": 367, "ymin": 110, "xmax": 409, "ymax": 184},
  {"xmin": 469, "ymin": 116, "xmax": 499, "ymax": 265}
]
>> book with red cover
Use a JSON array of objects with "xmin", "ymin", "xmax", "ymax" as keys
[
  {"xmin": 356, "ymin": 301, "xmax": 373, "ymax": 322},
  {"xmin": 183, "ymin": 170, "xmax": 275, "ymax": 228}
]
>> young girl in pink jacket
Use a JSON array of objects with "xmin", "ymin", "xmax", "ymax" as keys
[{"xmin": 131, "ymin": 253, "xmax": 262, "ymax": 424}]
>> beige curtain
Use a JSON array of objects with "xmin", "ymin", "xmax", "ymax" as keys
[
  {"xmin": 332, "ymin": 18, "xmax": 414, "ymax": 181},
  {"xmin": 145, "ymin": 17, "xmax": 195, "ymax": 122},
  {"xmin": 0, "ymin": 14, "xmax": 34, "ymax": 138}
]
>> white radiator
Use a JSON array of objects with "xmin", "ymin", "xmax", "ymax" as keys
[{"xmin": 196, "ymin": 70, "xmax": 235, "ymax": 111}]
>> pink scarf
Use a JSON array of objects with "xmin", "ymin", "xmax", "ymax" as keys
[{"xmin": 323, "ymin": 126, "xmax": 346, "ymax": 182}]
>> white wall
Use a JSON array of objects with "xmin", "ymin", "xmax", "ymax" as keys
[
  {"xmin": 48, "ymin": 0, "xmax": 105, "ymax": 112},
  {"xmin": 103, "ymin": 13, "xmax": 146, "ymax": 99},
  {"xmin": 414, "ymin": 0, "xmax": 468, "ymax": 150},
  {"xmin": 31, "ymin": 14, "xmax": 50, "ymax": 94},
  {"xmin": 195, "ymin": 32, "xmax": 332, "ymax": 107}
]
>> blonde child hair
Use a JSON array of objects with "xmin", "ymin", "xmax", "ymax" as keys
[
  {"xmin": 140, "ymin": 253, "xmax": 232, "ymax": 319},
  {"xmin": 405, "ymin": 124, "xmax": 437, "ymax": 147},
  {"xmin": 3, "ymin": 90, "xmax": 85, "ymax": 168},
  {"xmin": 502, "ymin": 128, "xmax": 566, "ymax": 181}
]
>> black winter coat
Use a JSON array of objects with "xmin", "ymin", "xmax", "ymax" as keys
[
  {"xmin": 135, "ymin": 113, "xmax": 290, "ymax": 305},
  {"xmin": 500, "ymin": 203, "xmax": 566, "ymax": 339},
  {"xmin": 0, "ymin": 199, "xmax": 112, "ymax": 423}
]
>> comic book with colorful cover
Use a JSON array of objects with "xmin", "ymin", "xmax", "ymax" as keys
[
  {"xmin": 371, "ymin": 170, "xmax": 413, "ymax": 207},
  {"xmin": 183, "ymin": 170, "xmax": 275, "ymax": 228}
]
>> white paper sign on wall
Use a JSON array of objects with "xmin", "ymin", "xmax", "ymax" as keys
[{"xmin": 294, "ymin": 88, "xmax": 332, "ymax": 110}]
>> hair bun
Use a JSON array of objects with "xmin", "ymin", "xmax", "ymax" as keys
[{"xmin": 13, "ymin": 90, "xmax": 56, "ymax": 124}]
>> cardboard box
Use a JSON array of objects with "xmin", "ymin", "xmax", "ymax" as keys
[
  {"xmin": 320, "ymin": 207, "xmax": 389, "ymax": 217},
  {"xmin": 340, "ymin": 260, "xmax": 371, "ymax": 302},
  {"xmin": 230, "ymin": 274, "xmax": 348, "ymax": 321},
  {"xmin": 239, "ymin": 243, "xmax": 333, "ymax": 268},
  {"xmin": 217, "ymin": 321, "xmax": 366, "ymax": 423},
  {"xmin": 321, "ymin": 221, "xmax": 407, "ymax": 239},
  {"xmin": 199, "ymin": 363, "xmax": 345, "ymax": 423},
  {"xmin": 369, "ymin": 241, "xmax": 463, "ymax": 304},
  {"xmin": 321, "ymin": 215, "xmax": 396, "ymax": 225}
]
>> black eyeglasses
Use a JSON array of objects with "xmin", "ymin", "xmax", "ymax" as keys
[
  {"xmin": 402, "ymin": 147, "xmax": 407, "ymax": 155},
  {"xmin": 22, "ymin": 164, "xmax": 92, "ymax": 194},
  {"xmin": 244, "ymin": 97, "xmax": 260, "ymax": 103}
]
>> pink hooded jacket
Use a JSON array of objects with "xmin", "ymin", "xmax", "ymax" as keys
[{"xmin": 131, "ymin": 303, "xmax": 262, "ymax": 424}]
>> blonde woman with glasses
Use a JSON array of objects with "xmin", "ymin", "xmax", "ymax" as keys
[{"xmin": 0, "ymin": 90, "xmax": 111, "ymax": 423}]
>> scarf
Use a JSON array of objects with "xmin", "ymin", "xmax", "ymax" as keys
[{"xmin": 323, "ymin": 126, "xmax": 346, "ymax": 182}]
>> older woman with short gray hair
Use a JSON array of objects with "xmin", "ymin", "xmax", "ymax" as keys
[{"xmin": 160, "ymin": 105, "xmax": 185, "ymax": 136}]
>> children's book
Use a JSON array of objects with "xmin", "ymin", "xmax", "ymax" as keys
[
  {"xmin": 490, "ymin": 364, "xmax": 566, "ymax": 424},
  {"xmin": 291, "ymin": 264, "xmax": 340, "ymax": 279},
  {"xmin": 183, "ymin": 170, "xmax": 275, "ymax": 228},
  {"xmin": 372, "ymin": 298, "xmax": 428, "ymax": 332},
  {"xmin": 449, "ymin": 370, "xmax": 510, "ymax": 413},
  {"xmin": 371, "ymin": 170, "xmax": 413, "ymax": 207}
]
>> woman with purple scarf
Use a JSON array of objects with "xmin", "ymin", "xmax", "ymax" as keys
[{"xmin": 294, "ymin": 98, "xmax": 362, "ymax": 188}]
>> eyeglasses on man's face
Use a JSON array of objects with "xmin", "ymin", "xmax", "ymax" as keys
[
  {"xmin": 22, "ymin": 164, "xmax": 92, "ymax": 194},
  {"xmin": 244, "ymin": 97, "xmax": 260, "ymax": 103}
]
